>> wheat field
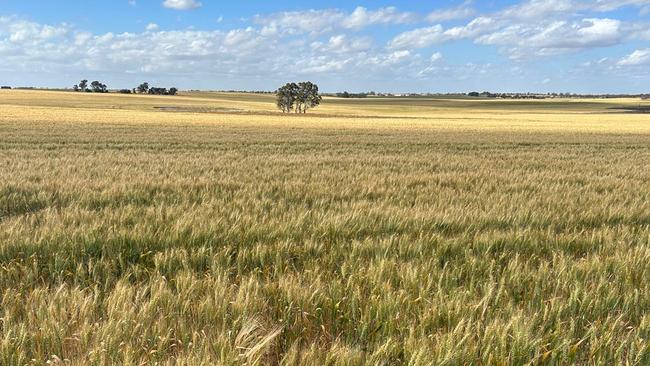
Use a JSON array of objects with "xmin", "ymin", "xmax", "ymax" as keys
[{"xmin": 1, "ymin": 89, "xmax": 650, "ymax": 365}]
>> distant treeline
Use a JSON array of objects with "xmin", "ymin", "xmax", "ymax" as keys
[
  {"xmin": 332, "ymin": 91, "xmax": 372, "ymax": 98},
  {"xmin": 71, "ymin": 80, "xmax": 178, "ymax": 95},
  {"xmin": 1, "ymin": 84, "xmax": 648, "ymax": 100},
  {"xmin": 215, "ymin": 90, "xmax": 275, "ymax": 94},
  {"xmin": 327, "ymin": 91, "xmax": 650, "ymax": 99},
  {"xmin": 467, "ymin": 91, "xmax": 650, "ymax": 99}
]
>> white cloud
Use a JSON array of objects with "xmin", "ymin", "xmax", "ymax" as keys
[
  {"xmin": 427, "ymin": 2, "xmax": 476, "ymax": 22},
  {"xmin": 311, "ymin": 35, "xmax": 372, "ymax": 54},
  {"xmin": 299, "ymin": 58, "xmax": 349, "ymax": 73},
  {"xmin": 162, "ymin": 0, "xmax": 202, "ymax": 10},
  {"xmin": 254, "ymin": 7, "xmax": 415, "ymax": 35},
  {"xmin": 388, "ymin": 17, "xmax": 499, "ymax": 49},
  {"xmin": 500, "ymin": 0, "xmax": 577, "ymax": 20},
  {"xmin": 500, "ymin": 0, "xmax": 650, "ymax": 19},
  {"xmin": 341, "ymin": 6, "xmax": 416, "ymax": 29},
  {"xmin": 444, "ymin": 17, "xmax": 498, "ymax": 39},
  {"xmin": 255, "ymin": 9, "xmax": 343, "ymax": 35},
  {"xmin": 592, "ymin": 0, "xmax": 650, "ymax": 12},
  {"xmin": 74, "ymin": 31, "xmax": 92, "ymax": 46},
  {"xmin": 146, "ymin": 23, "xmax": 159, "ymax": 31},
  {"xmin": 0, "ymin": 14, "xmax": 427, "ymax": 87},
  {"xmin": 477, "ymin": 18, "xmax": 623, "ymax": 57},
  {"xmin": 3, "ymin": 19, "xmax": 68, "ymax": 43},
  {"xmin": 385, "ymin": 50, "xmax": 411, "ymax": 64},
  {"xmin": 388, "ymin": 25, "xmax": 446, "ymax": 49},
  {"xmin": 416, "ymin": 52, "xmax": 445, "ymax": 78},
  {"xmin": 617, "ymin": 49, "xmax": 650, "ymax": 66},
  {"xmin": 389, "ymin": 0, "xmax": 638, "ymax": 59}
]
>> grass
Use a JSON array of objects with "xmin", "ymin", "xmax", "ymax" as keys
[{"xmin": 1, "ymin": 89, "xmax": 650, "ymax": 365}]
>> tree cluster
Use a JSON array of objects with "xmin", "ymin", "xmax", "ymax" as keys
[
  {"xmin": 336, "ymin": 91, "xmax": 369, "ymax": 98},
  {"xmin": 136, "ymin": 82, "xmax": 178, "ymax": 95},
  {"xmin": 71, "ymin": 80, "xmax": 177, "ymax": 95},
  {"xmin": 149, "ymin": 87, "xmax": 178, "ymax": 95},
  {"xmin": 276, "ymin": 82, "xmax": 322, "ymax": 113},
  {"xmin": 73, "ymin": 79, "xmax": 108, "ymax": 93}
]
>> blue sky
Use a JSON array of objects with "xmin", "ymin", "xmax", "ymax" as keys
[{"xmin": 1, "ymin": 0, "xmax": 649, "ymax": 93}]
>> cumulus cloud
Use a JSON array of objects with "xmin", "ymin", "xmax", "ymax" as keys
[
  {"xmin": 0, "ymin": 17, "xmax": 69, "ymax": 43},
  {"xmin": 478, "ymin": 18, "xmax": 623, "ymax": 51},
  {"xmin": 162, "ymin": 0, "xmax": 202, "ymax": 10},
  {"xmin": 388, "ymin": 17, "xmax": 499, "ymax": 49},
  {"xmin": 617, "ymin": 49, "xmax": 650, "ymax": 66},
  {"xmin": 146, "ymin": 23, "xmax": 159, "ymax": 31},
  {"xmin": 390, "ymin": 0, "xmax": 645, "ymax": 58},
  {"xmin": 0, "ymin": 14, "xmax": 425, "ymax": 87}
]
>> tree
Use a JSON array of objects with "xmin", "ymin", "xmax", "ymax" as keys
[
  {"xmin": 134, "ymin": 85, "xmax": 177, "ymax": 96},
  {"xmin": 276, "ymin": 82, "xmax": 299, "ymax": 113},
  {"xmin": 296, "ymin": 81, "xmax": 322, "ymax": 113},
  {"xmin": 90, "ymin": 81, "xmax": 108, "ymax": 93},
  {"xmin": 79, "ymin": 80, "xmax": 88, "ymax": 92},
  {"xmin": 148, "ymin": 87, "xmax": 168, "ymax": 95},
  {"xmin": 73, "ymin": 84, "xmax": 79, "ymax": 92},
  {"xmin": 137, "ymin": 82, "xmax": 149, "ymax": 94},
  {"xmin": 276, "ymin": 82, "xmax": 321, "ymax": 114}
]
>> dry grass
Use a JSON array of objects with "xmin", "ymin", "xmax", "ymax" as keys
[{"xmin": 1, "ymin": 90, "xmax": 650, "ymax": 365}]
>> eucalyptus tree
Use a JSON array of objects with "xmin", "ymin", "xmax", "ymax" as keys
[
  {"xmin": 276, "ymin": 81, "xmax": 321, "ymax": 113},
  {"xmin": 296, "ymin": 81, "xmax": 322, "ymax": 113}
]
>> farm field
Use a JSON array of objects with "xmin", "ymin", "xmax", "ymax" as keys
[{"xmin": 1, "ymin": 89, "xmax": 650, "ymax": 365}]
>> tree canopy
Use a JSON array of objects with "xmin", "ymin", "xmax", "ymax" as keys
[
  {"xmin": 137, "ymin": 82, "xmax": 149, "ymax": 94},
  {"xmin": 73, "ymin": 79, "xmax": 107, "ymax": 93},
  {"xmin": 276, "ymin": 82, "xmax": 322, "ymax": 113},
  {"xmin": 90, "ymin": 81, "xmax": 108, "ymax": 93}
]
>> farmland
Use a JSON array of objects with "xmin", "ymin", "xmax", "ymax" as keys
[{"xmin": 1, "ymin": 89, "xmax": 650, "ymax": 365}]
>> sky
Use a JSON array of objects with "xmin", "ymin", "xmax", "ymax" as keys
[{"xmin": 0, "ymin": 0, "xmax": 649, "ymax": 93}]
